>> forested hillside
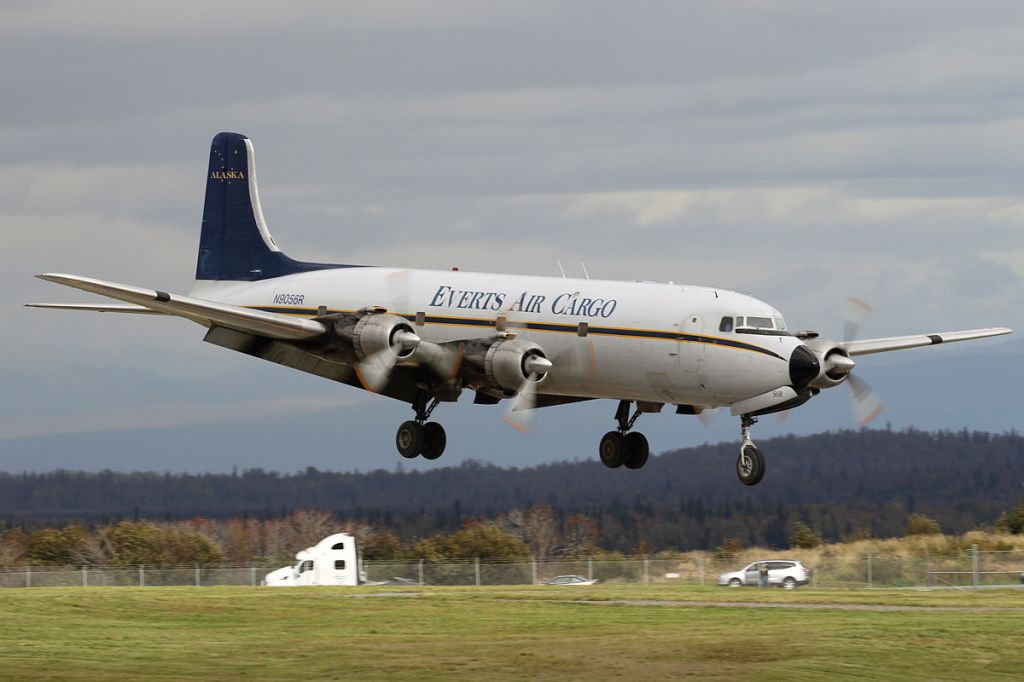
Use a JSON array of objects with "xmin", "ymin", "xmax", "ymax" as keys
[{"xmin": 2, "ymin": 428, "xmax": 1022, "ymax": 552}]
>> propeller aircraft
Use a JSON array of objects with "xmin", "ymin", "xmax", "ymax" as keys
[{"xmin": 29, "ymin": 133, "xmax": 1013, "ymax": 485}]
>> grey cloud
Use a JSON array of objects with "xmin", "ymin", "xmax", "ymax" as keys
[{"xmin": 4, "ymin": 2, "xmax": 1024, "ymax": 470}]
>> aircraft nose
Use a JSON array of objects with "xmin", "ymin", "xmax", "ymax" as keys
[{"xmin": 789, "ymin": 344, "xmax": 820, "ymax": 390}]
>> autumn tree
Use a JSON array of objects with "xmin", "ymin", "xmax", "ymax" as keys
[
  {"xmin": 25, "ymin": 525, "xmax": 87, "ymax": 566},
  {"xmin": 102, "ymin": 521, "xmax": 169, "ymax": 566},
  {"xmin": 0, "ymin": 529, "xmax": 26, "ymax": 567},
  {"xmin": 996, "ymin": 502, "xmax": 1024, "ymax": 535},
  {"xmin": 498, "ymin": 506, "xmax": 559, "ymax": 559},
  {"xmin": 789, "ymin": 522, "xmax": 823, "ymax": 549},
  {"xmin": 906, "ymin": 513, "xmax": 941, "ymax": 536},
  {"xmin": 361, "ymin": 530, "xmax": 403, "ymax": 560},
  {"xmin": 413, "ymin": 520, "xmax": 528, "ymax": 560}
]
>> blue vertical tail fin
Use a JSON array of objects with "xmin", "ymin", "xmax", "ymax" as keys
[{"xmin": 196, "ymin": 132, "xmax": 351, "ymax": 281}]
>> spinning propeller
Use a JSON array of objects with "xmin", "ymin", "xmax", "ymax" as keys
[
  {"xmin": 354, "ymin": 327, "xmax": 422, "ymax": 392},
  {"xmin": 502, "ymin": 354, "xmax": 553, "ymax": 433},
  {"xmin": 837, "ymin": 297, "xmax": 884, "ymax": 426},
  {"xmin": 802, "ymin": 296, "xmax": 884, "ymax": 426}
]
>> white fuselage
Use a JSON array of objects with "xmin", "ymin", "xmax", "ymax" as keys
[{"xmin": 192, "ymin": 267, "xmax": 804, "ymax": 408}]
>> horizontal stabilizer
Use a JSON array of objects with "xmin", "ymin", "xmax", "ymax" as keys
[
  {"xmin": 845, "ymin": 327, "xmax": 1012, "ymax": 356},
  {"xmin": 24, "ymin": 303, "xmax": 164, "ymax": 314},
  {"xmin": 34, "ymin": 273, "xmax": 325, "ymax": 340}
]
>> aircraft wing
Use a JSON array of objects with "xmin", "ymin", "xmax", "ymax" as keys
[
  {"xmin": 25, "ymin": 303, "xmax": 164, "ymax": 314},
  {"xmin": 844, "ymin": 327, "xmax": 1012, "ymax": 356},
  {"xmin": 31, "ymin": 273, "xmax": 326, "ymax": 341}
]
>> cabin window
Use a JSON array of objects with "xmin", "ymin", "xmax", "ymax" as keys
[
  {"xmin": 718, "ymin": 317, "xmax": 733, "ymax": 332},
  {"xmin": 334, "ymin": 560, "xmax": 346, "ymax": 570},
  {"xmin": 299, "ymin": 560, "xmax": 314, "ymax": 573},
  {"xmin": 774, "ymin": 317, "xmax": 787, "ymax": 331},
  {"xmin": 577, "ymin": 322, "xmax": 589, "ymax": 337},
  {"xmin": 331, "ymin": 542, "xmax": 345, "ymax": 550}
]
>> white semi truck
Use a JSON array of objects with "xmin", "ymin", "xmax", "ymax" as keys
[{"xmin": 263, "ymin": 533, "xmax": 361, "ymax": 586}]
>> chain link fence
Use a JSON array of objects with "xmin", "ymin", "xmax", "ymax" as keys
[{"xmin": 2, "ymin": 547, "xmax": 1021, "ymax": 589}]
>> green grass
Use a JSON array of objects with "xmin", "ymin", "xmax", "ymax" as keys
[{"xmin": 1, "ymin": 585, "xmax": 1022, "ymax": 681}]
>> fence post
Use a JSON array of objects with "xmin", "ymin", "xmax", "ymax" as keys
[
  {"xmin": 867, "ymin": 555, "xmax": 872, "ymax": 588},
  {"xmin": 531, "ymin": 558, "xmax": 537, "ymax": 586},
  {"xmin": 82, "ymin": 566, "xmax": 88, "ymax": 588},
  {"xmin": 418, "ymin": 559, "xmax": 424, "ymax": 587},
  {"xmin": 475, "ymin": 558, "xmax": 481, "ymax": 587},
  {"xmin": 812, "ymin": 563, "xmax": 817, "ymax": 589},
  {"xmin": 925, "ymin": 551, "xmax": 931, "ymax": 588},
  {"xmin": 26, "ymin": 564, "xmax": 30, "ymax": 588},
  {"xmin": 972, "ymin": 544, "xmax": 979, "ymax": 587},
  {"xmin": 643, "ymin": 557, "xmax": 649, "ymax": 585},
  {"xmin": 251, "ymin": 563, "xmax": 256, "ymax": 587},
  {"xmin": 699, "ymin": 556, "xmax": 705, "ymax": 586},
  {"xmin": 139, "ymin": 564, "xmax": 144, "ymax": 587},
  {"xmin": 588, "ymin": 557, "xmax": 593, "ymax": 581},
  {"xmin": 195, "ymin": 563, "xmax": 200, "ymax": 588}
]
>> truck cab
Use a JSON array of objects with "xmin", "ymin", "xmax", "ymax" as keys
[{"xmin": 263, "ymin": 533, "xmax": 360, "ymax": 586}]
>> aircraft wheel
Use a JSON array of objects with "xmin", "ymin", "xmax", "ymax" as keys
[
  {"xmin": 599, "ymin": 431, "xmax": 625, "ymax": 468},
  {"xmin": 736, "ymin": 443, "xmax": 765, "ymax": 486},
  {"xmin": 420, "ymin": 422, "xmax": 447, "ymax": 460},
  {"xmin": 623, "ymin": 432, "xmax": 650, "ymax": 469},
  {"xmin": 396, "ymin": 420, "xmax": 424, "ymax": 459}
]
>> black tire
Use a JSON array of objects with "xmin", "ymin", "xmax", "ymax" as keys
[
  {"xmin": 736, "ymin": 443, "xmax": 765, "ymax": 486},
  {"xmin": 623, "ymin": 432, "xmax": 650, "ymax": 469},
  {"xmin": 728, "ymin": 578, "xmax": 742, "ymax": 587},
  {"xmin": 599, "ymin": 431, "xmax": 625, "ymax": 468},
  {"xmin": 396, "ymin": 420, "xmax": 424, "ymax": 459},
  {"xmin": 420, "ymin": 422, "xmax": 446, "ymax": 460},
  {"xmin": 783, "ymin": 577, "xmax": 797, "ymax": 590}
]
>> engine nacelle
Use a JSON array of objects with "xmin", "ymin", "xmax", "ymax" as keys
[
  {"xmin": 350, "ymin": 313, "xmax": 418, "ymax": 361},
  {"xmin": 804, "ymin": 337, "xmax": 855, "ymax": 389},
  {"xmin": 463, "ymin": 337, "xmax": 550, "ymax": 395}
]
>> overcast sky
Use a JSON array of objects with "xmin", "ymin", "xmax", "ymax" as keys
[{"xmin": 3, "ymin": 1, "xmax": 1022, "ymax": 471}]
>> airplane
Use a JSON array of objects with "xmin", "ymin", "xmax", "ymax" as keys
[{"xmin": 28, "ymin": 132, "xmax": 1013, "ymax": 485}]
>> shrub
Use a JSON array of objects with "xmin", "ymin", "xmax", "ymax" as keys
[{"xmin": 789, "ymin": 522, "xmax": 823, "ymax": 549}]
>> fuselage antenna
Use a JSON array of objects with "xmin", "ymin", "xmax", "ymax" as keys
[
  {"xmin": 581, "ymin": 261, "xmax": 591, "ymax": 280},
  {"xmin": 556, "ymin": 260, "xmax": 566, "ymax": 278}
]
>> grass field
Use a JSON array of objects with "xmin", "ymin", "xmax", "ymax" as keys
[{"xmin": 1, "ymin": 585, "xmax": 1022, "ymax": 681}]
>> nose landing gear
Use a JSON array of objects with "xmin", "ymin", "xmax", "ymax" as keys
[
  {"xmin": 599, "ymin": 400, "xmax": 650, "ymax": 470},
  {"xmin": 396, "ymin": 394, "xmax": 446, "ymax": 460},
  {"xmin": 736, "ymin": 415, "xmax": 765, "ymax": 486}
]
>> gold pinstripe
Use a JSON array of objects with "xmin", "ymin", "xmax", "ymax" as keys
[{"xmin": 247, "ymin": 305, "xmax": 780, "ymax": 358}]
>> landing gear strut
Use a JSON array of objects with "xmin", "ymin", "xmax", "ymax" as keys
[
  {"xmin": 599, "ymin": 400, "xmax": 650, "ymax": 470},
  {"xmin": 396, "ymin": 394, "xmax": 446, "ymax": 460},
  {"xmin": 736, "ymin": 415, "xmax": 765, "ymax": 486}
]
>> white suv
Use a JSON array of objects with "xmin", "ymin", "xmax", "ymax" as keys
[{"xmin": 717, "ymin": 560, "xmax": 810, "ymax": 589}]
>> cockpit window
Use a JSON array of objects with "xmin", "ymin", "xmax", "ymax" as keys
[
  {"xmin": 735, "ymin": 315, "xmax": 792, "ymax": 336},
  {"xmin": 719, "ymin": 316, "xmax": 734, "ymax": 332},
  {"xmin": 745, "ymin": 316, "xmax": 774, "ymax": 329}
]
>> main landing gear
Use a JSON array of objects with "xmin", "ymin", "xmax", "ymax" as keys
[
  {"xmin": 736, "ymin": 415, "xmax": 766, "ymax": 486},
  {"xmin": 396, "ymin": 395, "xmax": 446, "ymax": 460},
  {"xmin": 599, "ymin": 400, "xmax": 650, "ymax": 470}
]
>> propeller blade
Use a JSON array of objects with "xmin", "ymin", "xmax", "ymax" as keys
[
  {"xmin": 502, "ymin": 353, "xmax": 551, "ymax": 433},
  {"xmin": 847, "ymin": 373, "xmax": 884, "ymax": 427},
  {"xmin": 354, "ymin": 329, "xmax": 420, "ymax": 393},
  {"xmin": 843, "ymin": 296, "xmax": 873, "ymax": 344},
  {"xmin": 353, "ymin": 346, "xmax": 401, "ymax": 393},
  {"xmin": 502, "ymin": 374, "xmax": 538, "ymax": 433},
  {"xmin": 697, "ymin": 407, "xmax": 718, "ymax": 427}
]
